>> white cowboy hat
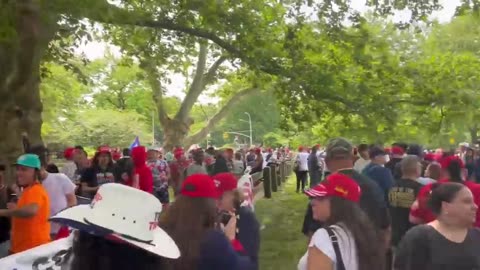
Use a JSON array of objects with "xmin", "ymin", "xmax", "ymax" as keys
[{"xmin": 50, "ymin": 183, "xmax": 180, "ymax": 259}]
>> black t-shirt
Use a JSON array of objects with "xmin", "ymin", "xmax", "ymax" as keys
[
  {"xmin": 388, "ymin": 178, "xmax": 422, "ymax": 246},
  {"xmin": 385, "ymin": 158, "xmax": 402, "ymax": 179},
  {"xmin": 395, "ymin": 225, "xmax": 480, "ymax": 270},
  {"xmin": 302, "ymin": 169, "xmax": 390, "ymax": 236},
  {"xmin": 113, "ymin": 157, "xmax": 134, "ymax": 184},
  {"xmin": 80, "ymin": 166, "xmax": 115, "ymax": 198}
]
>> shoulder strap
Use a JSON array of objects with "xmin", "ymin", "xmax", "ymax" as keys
[{"xmin": 325, "ymin": 227, "xmax": 346, "ymax": 270}]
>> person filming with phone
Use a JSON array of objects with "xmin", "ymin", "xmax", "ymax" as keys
[
  {"xmin": 213, "ymin": 173, "xmax": 260, "ymax": 270},
  {"xmin": 159, "ymin": 174, "xmax": 254, "ymax": 270}
]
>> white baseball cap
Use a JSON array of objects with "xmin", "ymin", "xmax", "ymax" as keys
[{"xmin": 50, "ymin": 183, "xmax": 180, "ymax": 259}]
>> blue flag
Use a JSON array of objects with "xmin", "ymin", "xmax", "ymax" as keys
[{"xmin": 129, "ymin": 136, "xmax": 140, "ymax": 150}]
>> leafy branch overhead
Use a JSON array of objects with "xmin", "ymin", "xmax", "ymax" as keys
[{"xmin": 2, "ymin": 0, "xmax": 477, "ymax": 155}]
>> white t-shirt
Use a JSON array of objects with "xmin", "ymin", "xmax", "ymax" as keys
[
  {"xmin": 298, "ymin": 225, "xmax": 358, "ymax": 270},
  {"xmin": 296, "ymin": 152, "xmax": 309, "ymax": 171},
  {"xmin": 60, "ymin": 161, "xmax": 77, "ymax": 183},
  {"xmin": 42, "ymin": 173, "xmax": 76, "ymax": 234},
  {"xmin": 353, "ymin": 157, "xmax": 370, "ymax": 173}
]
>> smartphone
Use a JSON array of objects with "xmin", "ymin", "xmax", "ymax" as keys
[{"xmin": 218, "ymin": 211, "xmax": 232, "ymax": 226}]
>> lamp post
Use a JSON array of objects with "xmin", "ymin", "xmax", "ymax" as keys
[{"xmin": 244, "ymin": 112, "xmax": 252, "ymax": 147}]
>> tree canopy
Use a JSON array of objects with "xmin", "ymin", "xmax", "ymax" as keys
[{"xmin": 1, "ymin": 0, "xmax": 478, "ymax": 162}]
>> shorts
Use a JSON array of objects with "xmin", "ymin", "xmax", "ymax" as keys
[{"xmin": 153, "ymin": 187, "xmax": 170, "ymax": 204}]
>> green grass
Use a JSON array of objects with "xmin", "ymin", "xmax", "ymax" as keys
[{"xmin": 256, "ymin": 176, "xmax": 308, "ymax": 270}]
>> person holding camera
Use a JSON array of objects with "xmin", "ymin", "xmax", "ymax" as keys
[
  {"xmin": 159, "ymin": 174, "xmax": 254, "ymax": 270},
  {"xmin": 214, "ymin": 173, "xmax": 260, "ymax": 270}
]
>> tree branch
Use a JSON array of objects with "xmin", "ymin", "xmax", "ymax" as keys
[
  {"xmin": 176, "ymin": 42, "xmax": 208, "ymax": 121},
  {"xmin": 51, "ymin": 0, "xmax": 283, "ymax": 76},
  {"xmin": 141, "ymin": 61, "xmax": 168, "ymax": 125},
  {"xmin": 203, "ymin": 55, "xmax": 228, "ymax": 86},
  {"xmin": 184, "ymin": 87, "xmax": 258, "ymax": 147},
  {"xmin": 52, "ymin": 0, "xmax": 244, "ymax": 58}
]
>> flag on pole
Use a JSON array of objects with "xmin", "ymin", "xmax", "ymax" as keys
[{"xmin": 129, "ymin": 136, "xmax": 140, "ymax": 150}]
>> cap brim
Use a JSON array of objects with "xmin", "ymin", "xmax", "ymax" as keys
[
  {"xmin": 12, "ymin": 163, "xmax": 38, "ymax": 169},
  {"xmin": 304, "ymin": 185, "xmax": 328, "ymax": 198},
  {"xmin": 50, "ymin": 205, "xmax": 180, "ymax": 259}
]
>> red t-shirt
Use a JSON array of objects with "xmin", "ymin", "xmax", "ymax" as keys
[{"xmin": 410, "ymin": 179, "xmax": 480, "ymax": 227}]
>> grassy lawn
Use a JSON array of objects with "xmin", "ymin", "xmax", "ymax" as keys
[{"xmin": 256, "ymin": 175, "xmax": 308, "ymax": 270}]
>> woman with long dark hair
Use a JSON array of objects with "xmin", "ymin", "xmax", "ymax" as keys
[
  {"xmin": 297, "ymin": 173, "xmax": 384, "ymax": 270},
  {"xmin": 79, "ymin": 146, "xmax": 115, "ymax": 198},
  {"xmin": 395, "ymin": 182, "xmax": 480, "ymax": 270},
  {"xmin": 160, "ymin": 174, "xmax": 253, "ymax": 270}
]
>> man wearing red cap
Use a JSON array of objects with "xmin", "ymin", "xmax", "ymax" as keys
[{"xmin": 60, "ymin": 147, "xmax": 77, "ymax": 182}]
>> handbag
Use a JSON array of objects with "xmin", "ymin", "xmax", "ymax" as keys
[{"xmin": 325, "ymin": 226, "xmax": 346, "ymax": 270}]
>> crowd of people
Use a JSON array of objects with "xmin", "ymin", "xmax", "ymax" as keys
[
  {"xmin": 296, "ymin": 139, "xmax": 480, "ymax": 270},
  {"xmin": 1, "ymin": 137, "xmax": 479, "ymax": 270},
  {"xmin": 0, "ymin": 143, "xmax": 295, "ymax": 269}
]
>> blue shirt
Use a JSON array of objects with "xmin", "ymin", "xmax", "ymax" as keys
[
  {"xmin": 198, "ymin": 230, "xmax": 254, "ymax": 270},
  {"xmin": 363, "ymin": 163, "xmax": 394, "ymax": 202}
]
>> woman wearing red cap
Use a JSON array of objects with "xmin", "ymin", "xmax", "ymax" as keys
[
  {"xmin": 160, "ymin": 174, "xmax": 254, "ymax": 270},
  {"xmin": 79, "ymin": 146, "xmax": 115, "ymax": 199},
  {"xmin": 214, "ymin": 173, "xmax": 260, "ymax": 270},
  {"xmin": 297, "ymin": 173, "xmax": 384, "ymax": 270}
]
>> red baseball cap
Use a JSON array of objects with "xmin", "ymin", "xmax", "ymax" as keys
[
  {"xmin": 305, "ymin": 173, "xmax": 361, "ymax": 203},
  {"xmin": 97, "ymin": 146, "xmax": 111, "ymax": 154},
  {"xmin": 181, "ymin": 174, "xmax": 219, "ymax": 199},
  {"xmin": 391, "ymin": 146, "xmax": 405, "ymax": 156},
  {"xmin": 439, "ymin": 155, "xmax": 465, "ymax": 169},
  {"xmin": 64, "ymin": 147, "xmax": 75, "ymax": 159},
  {"xmin": 424, "ymin": 153, "xmax": 436, "ymax": 161},
  {"xmin": 213, "ymin": 173, "xmax": 238, "ymax": 196}
]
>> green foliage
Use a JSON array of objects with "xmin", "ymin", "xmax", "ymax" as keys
[
  {"xmin": 41, "ymin": 62, "xmax": 89, "ymax": 140},
  {"xmin": 36, "ymin": 0, "xmax": 476, "ymax": 149},
  {"xmin": 56, "ymin": 109, "xmax": 153, "ymax": 147}
]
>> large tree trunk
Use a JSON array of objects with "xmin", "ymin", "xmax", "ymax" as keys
[
  {"xmin": 162, "ymin": 117, "xmax": 194, "ymax": 151},
  {"xmin": 0, "ymin": 1, "xmax": 56, "ymax": 182},
  {"xmin": 183, "ymin": 87, "xmax": 258, "ymax": 147}
]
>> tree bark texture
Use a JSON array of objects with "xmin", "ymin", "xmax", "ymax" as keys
[{"xmin": 0, "ymin": 1, "xmax": 56, "ymax": 182}]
